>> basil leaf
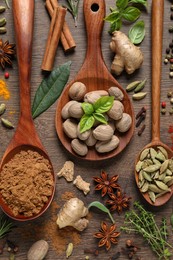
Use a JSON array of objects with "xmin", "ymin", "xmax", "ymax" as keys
[
  {"xmin": 93, "ymin": 113, "xmax": 108, "ymax": 124},
  {"xmin": 129, "ymin": 20, "xmax": 145, "ymax": 44},
  {"xmin": 88, "ymin": 201, "xmax": 115, "ymax": 224},
  {"xmin": 81, "ymin": 102, "xmax": 94, "ymax": 115},
  {"xmin": 122, "ymin": 7, "xmax": 141, "ymax": 22},
  {"xmin": 109, "ymin": 19, "xmax": 122, "ymax": 33},
  {"xmin": 116, "ymin": 0, "xmax": 128, "ymax": 10},
  {"xmin": 32, "ymin": 61, "xmax": 71, "ymax": 119},
  {"xmin": 130, "ymin": 0, "xmax": 148, "ymax": 7},
  {"xmin": 93, "ymin": 96, "xmax": 114, "ymax": 114},
  {"xmin": 79, "ymin": 114, "xmax": 95, "ymax": 133},
  {"xmin": 104, "ymin": 10, "xmax": 120, "ymax": 23}
]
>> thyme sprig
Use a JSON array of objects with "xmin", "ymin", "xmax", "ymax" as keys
[
  {"xmin": 64, "ymin": 0, "xmax": 80, "ymax": 27},
  {"xmin": 0, "ymin": 214, "xmax": 15, "ymax": 239},
  {"xmin": 121, "ymin": 201, "xmax": 173, "ymax": 260}
]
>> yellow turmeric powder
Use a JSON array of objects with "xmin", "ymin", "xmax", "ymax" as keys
[{"xmin": 0, "ymin": 80, "xmax": 10, "ymax": 100}]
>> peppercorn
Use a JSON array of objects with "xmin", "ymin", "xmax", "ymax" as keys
[
  {"xmin": 169, "ymin": 71, "xmax": 173, "ymax": 78},
  {"xmin": 166, "ymin": 48, "xmax": 170, "ymax": 54},
  {"xmin": 126, "ymin": 239, "xmax": 133, "ymax": 248},
  {"xmin": 170, "ymin": 58, "xmax": 173, "ymax": 63},
  {"xmin": 170, "ymin": 64, "xmax": 173, "ymax": 71},
  {"xmin": 4, "ymin": 72, "xmax": 9, "ymax": 79},
  {"xmin": 169, "ymin": 26, "xmax": 173, "ymax": 33},
  {"xmin": 166, "ymin": 54, "xmax": 171, "ymax": 60},
  {"xmin": 171, "ymin": 5, "xmax": 173, "ymax": 11},
  {"xmin": 169, "ymin": 108, "xmax": 173, "ymax": 115},
  {"xmin": 169, "ymin": 42, "xmax": 173, "ymax": 49},
  {"xmin": 171, "ymin": 14, "xmax": 173, "ymax": 20},
  {"xmin": 161, "ymin": 101, "xmax": 166, "ymax": 108},
  {"xmin": 161, "ymin": 108, "xmax": 166, "ymax": 114},
  {"xmin": 164, "ymin": 58, "xmax": 169, "ymax": 64},
  {"xmin": 170, "ymin": 98, "xmax": 173, "ymax": 104},
  {"xmin": 167, "ymin": 91, "xmax": 172, "ymax": 98}
]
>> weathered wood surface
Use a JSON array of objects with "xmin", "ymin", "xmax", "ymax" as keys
[{"xmin": 0, "ymin": 0, "xmax": 173, "ymax": 259}]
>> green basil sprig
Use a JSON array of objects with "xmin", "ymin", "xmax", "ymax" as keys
[
  {"xmin": 129, "ymin": 20, "xmax": 145, "ymax": 44},
  {"xmin": 79, "ymin": 96, "xmax": 114, "ymax": 133},
  {"xmin": 105, "ymin": 0, "xmax": 147, "ymax": 34}
]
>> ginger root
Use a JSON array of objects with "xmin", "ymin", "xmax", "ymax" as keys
[
  {"xmin": 110, "ymin": 31, "xmax": 144, "ymax": 75},
  {"xmin": 56, "ymin": 198, "xmax": 89, "ymax": 231},
  {"xmin": 73, "ymin": 175, "xmax": 90, "ymax": 195},
  {"xmin": 57, "ymin": 161, "xmax": 74, "ymax": 182}
]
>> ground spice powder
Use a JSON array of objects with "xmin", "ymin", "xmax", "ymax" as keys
[
  {"xmin": 0, "ymin": 150, "xmax": 54, "ymax": 217},
  {"xmin": 0, "ymin": 80, "xmax": 10, "ymax": 100}
]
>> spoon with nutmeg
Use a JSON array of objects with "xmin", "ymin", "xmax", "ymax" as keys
[
  {"xmin": 0, "ymin": 0, "xmax": 55, "ymax": 221},
  {"xmin": 135, "ymin": 0, "xmax": 173, "ymax": 206}
]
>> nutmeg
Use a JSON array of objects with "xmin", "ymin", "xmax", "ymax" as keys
[{"xmin": 69, "ymin": 82, "xmax": 87, "ymax": 101}]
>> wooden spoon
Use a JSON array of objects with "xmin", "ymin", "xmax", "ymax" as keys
[
  {"xmin": 0, "ymin": 0, "xmax": 55, "ymax": 220},
  {"xmin": 56, "ymin": 0, "xmax": 135, "ymax": 161},
  {"xmin": 135, "ymin": 0, "xmax": 173, "ymax": 206}
]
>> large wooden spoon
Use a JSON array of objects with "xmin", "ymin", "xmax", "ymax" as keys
[
  {"xmin": 56, "ymin": 0, "xmax": 135, "ymax": 161},
  {"xmin": 0, "ymin": 0, "xmax": 55, "ymax": 220},
  {"xmin": 135, "ymin": 0, "xmax": 173, "ymax": 206}
]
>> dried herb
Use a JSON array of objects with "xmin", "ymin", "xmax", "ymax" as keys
[
  {"xmin": 32, "ymin": 61, "xmax": 71, "ymax": 119},
  {"xmin": 94, "ymin": 221, "xmax": 120, "ymax": 251},
  {"xmin": 93, "ymin": 170, "xmax": 120, "ymax": 197},
  {"xmin": 88, "ymin": 201, "xmax": 115, "ymax": 224},
  {"xmin": 64, "ymin": 0, "xmax": 80, "ymax": 27},
  {"xmin": 0, "ymin": 39, "xmax": 15, "ymax": 69},
  {"xmin": 121, "ymin": 201, "xmax": 173, "ymax": 259},
  {"xmin": 106, "ymin": 190, "xmax": 132, "ymax": 214},
  {"xmin": 0, "ymin": 214, "xmax": 15, "ymax": 239}
]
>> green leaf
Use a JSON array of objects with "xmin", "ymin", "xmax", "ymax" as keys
[
  {"xmin": 128, "ymin": 20, "xmax": 145, "ymax": 44},
  {"xmin": 130, "ymin": 0, "xmax": 148, "ymax": 7},
  {"xmin": 104, "ymin": 10, "xmax": 120, "ymax": 23},
  {"xmin": 122, "ymin": 6, "xmax": 141, "ymax": 22},
  {"xmin": 88, "ymin": 201, "xmax": 115, "ymax": 224},
  {"xmin": 116, "ymin": 0, "xmax": 128, "ymax": 10},
  {"xmin": 81, "ymin": 102, "xmax": 94, "ymax": 115},
  {"xmin": 93, "ymin": 113, "xmax": 108, "ymax": 124},
  {"xmin": 93, "ymin": 96, "xmax": 114, "ymax": 114},
  {"xmin": 79, "ymin": 114, "xmax": 95, "ymax": 133},
  {"xmin": 32, "ymin": 61, "xmax": 71, "ymax": 119},
  {"xmin": 109, "ymin": 19, "xmax": 122, "ymax": 33}
]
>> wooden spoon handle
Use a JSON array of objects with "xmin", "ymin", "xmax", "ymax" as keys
[
  {"xmin": 13, "ymin": 0, "xmax": 34, "ymax": 116},
  {"xmin": 151, "ymin": 0, "xmax": 164, "ymax": 142},
  {"xmin": 81, "ymin": 0, "xmax": 106, "ymax": 76}
]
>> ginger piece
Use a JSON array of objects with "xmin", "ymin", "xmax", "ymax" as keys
[
  {"xmin": 73, "ymin": 175, "xmax": 90, "ymax": 195},
  {"xmin": 57, "ymin": 161, "xmax": 74, "ymax": 182},
  {"xmin": 110, "ymin": 31, "xmax": 144, "ymax": 75},
  {"xmin": 56, "ymin": 198, "xmax": 89, "ymax": 231}
]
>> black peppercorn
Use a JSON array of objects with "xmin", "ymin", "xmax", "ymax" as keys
[
  {"xmin": 166, "ymin": 48, "xmax": 170, "ymax": 54},
  {"xmin": 169, "ymin": 26, "xmax": 173, "ymax": 33},
  {"xmin": 169, "ymin": 42, "xmax": 173, "ymax": 48},
  {"xmin": 171, "ymin": 5, "xmax": 173, "ymax": 11},
  {"xmin": 171, "ymin": 13, "xmax": 173, "ymax": 20}
]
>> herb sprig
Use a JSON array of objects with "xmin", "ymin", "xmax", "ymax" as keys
[
  {"xmin": 121, "ymin": 202, "xmax": 173, "ymax": 259},
  {"xmin": 64, "ymin": 0, "xmax": 80, "ymax": 27},
  {"xmin": 0, "ymin": 214, "xmax": 15, "ymax": 239},
  {"xmin": 105, "ymin": 0, "xmax": 147, "ymax": 42}
]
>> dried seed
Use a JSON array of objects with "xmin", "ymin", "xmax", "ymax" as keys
[
  {"xmin": 0, "ymin": 6, "xmax": 6, "ymax": 13},
  {"xmin": 164, "ymin": 176, "xmax": 173, "ymax": 184},
  {"xmin": 150, "ymin": 148, "xmax": 157, "ymax": 160},
  {"xmin": 139, "ymin": 170, "xmax": 144, "ymax": 181},
  {"xmin": 155, "ymin": 190, "xmax": 170, "ymax": 199},
  {"xmin": 155, "ymin": 180, "xmax": 169, "ymax": 191},
  {"xmin": 134, "ymin": 78, "xmax": 147, "ymax": 93},
  {"xmin": 155, "ymin": 152, "xmax": 165, "ymax": 162},
  {"xmin": 140, "ymin": 182, "xmax": 149, "ymax": 192},
  {"xmin": 157, "ymin": 146, "xmax": 168, "ymax": 159},
  {"xmin": 136, "ymin": 160, "xmax": 143, "ymax": 172},
  {"xmin": 168, "ymin": 159, "xmax": 173, "ymax": 172},
  {"xmin": 66, "ymin": 243, "xmax": 73, "ymax": 258},
  {"xmin": 167, "ymin": 178, "xmax": 173, "ymax": 187},
  {"xmin": 136, "ymin": 107, "xmax": 147, "ymax": 119},
  {"xmin": 160, "ymin": 160, "xmax": 169, "ymax": 174},
  {"xmin": 132, "ymin": 92, "xmax": 147, "ymax": 100},
  {"xmin": 140, "ymin": 148, "xmax": 149, "ymax": 161},
  {"xmin": 144, "ymin": 164, "xmax": 160, "ymax": 173},
  {"xmin": 137, "ymin": 124, "xmax": 146, "ymax": 136},
  {"xmin": 158, "ymin": 172, "xmax": 166, "ymax": 181},
  {"xmin": 148, "ymin": 184, "xmax": 163, "ymax": 193},
  {"xmin": 1, "ymin": 118, "xmax": 14, "ymax": 128},
  {"xmin": 153, "ymin": 159, "xmax": 161, "ymax": 166},
  {"xmin": 153, "ymin": 171, "xmax": 160, "ymax": 179},
  {"xmin": 143, "ymin": 171, "xmax": 152, "ymax": 182},
  {"xmin": 148, "ymin": 191, "xmax": 156, "ymax": 203},
  {"xmin": 0, "ymin": 18, "xmax": 6, "ymax": 27},
  {"xmin": 126, "ymin": 81, "xmax": 141, "ymax": 92},
  {"xmin": 166, "ymin": 169, "xmax": 172, "ymax": 176},
  {"xmin": 0, "ymin": 103, "xmax": 6, "ymax": 115},
  {"xmin": 0, "ymin": 27, "xmax": 6, "ymax": 34},
  {"xmin": 138, "ymin": 179, "xmax": 145, "ymax": 188}
]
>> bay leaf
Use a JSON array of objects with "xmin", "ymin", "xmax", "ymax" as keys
[{"xmin": 32, "ymin": 61, "xmax": 71, "ymax": 119}]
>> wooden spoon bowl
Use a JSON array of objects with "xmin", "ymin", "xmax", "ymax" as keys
[
  {"xmin": 0, "ymin": 0, "xmax": 55, "ymax": 221},
  {"xmin": 135, "ymin": 0, "xmax": 173, "ymax": 206},
  {"xmin": 56, "ymin": 0, "xmax": 135, "ymax": 161}
]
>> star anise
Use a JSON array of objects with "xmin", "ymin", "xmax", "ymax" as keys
[
  {"xmin": 93, "ymin": 170, "xmax": 120, "ymax": 197},
  {"xmin": 106, "ymin": 190, "xmax": 132, "ymax": 214},
  {"xmin": 94, "ymin": 221, "xmax": 120, "ymax": 251},
  {"xmin": 0, "ymin": 39, "xmax": 16, "ymax": 69}
]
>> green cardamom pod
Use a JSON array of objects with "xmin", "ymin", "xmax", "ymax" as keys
[
  {"xmin": 132, "ymin": 92, "xmax": 147, "ymax": 100},
  {"xmin": 0, "ymin": 6, "xmax": 6, "ymax": 13},
  {"xmin": 1, "ymin": 118, "xmax": 14, "ymax": 128},
  {"xmin": 66, "ymin": 243, "xmax": 73, "ymax": 258},
  {"xmin": 0, "ymin": 18, "xmax": 6, "ymax": 27},
  {"xmin": 0, "ymin": 103, "xmax": 6, "ymax": 115},
  {"xmin": 126, "ymin": 81, "xmax": 141, "ymax": 92},
  {"xmin": 134, "ymin": 78, "xmax": 147, "ymax": 93},
  {"xmin": 0, "ymin": 27, "xmax": 6, "ymax": 34}
]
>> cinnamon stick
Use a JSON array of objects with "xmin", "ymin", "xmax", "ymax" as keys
[
  {"xmin": 45, "ymin": 0, "xmax": 76, "ymax": 52},
  {"xmin": 41, "ymin": 6, "xmax": 66, "ymax": 71}
]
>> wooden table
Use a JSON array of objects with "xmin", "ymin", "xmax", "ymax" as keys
[{"xmin": 0, "ymin": 0, "xmax": 173, "ymax": 259}]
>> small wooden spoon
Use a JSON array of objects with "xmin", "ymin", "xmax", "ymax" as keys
[
  {"xmin": 0, "ymin": 0, "xmax": 55, "ymax": 220},
  {"xmin": 56, "ymin": 0, "xmax": 135, "ymax": 161},
  {"xmin": 135, "ymin": 0, "xmax": 173, "ymax": 206}
]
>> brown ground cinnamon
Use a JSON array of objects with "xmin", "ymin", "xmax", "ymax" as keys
[
  {"xmin": 41, "ymin": 6, "xmax": 66, "ymax": 71},
  {"xmin": 45, "ymin": 0, "xmax": 76, "ymax": 52}
]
